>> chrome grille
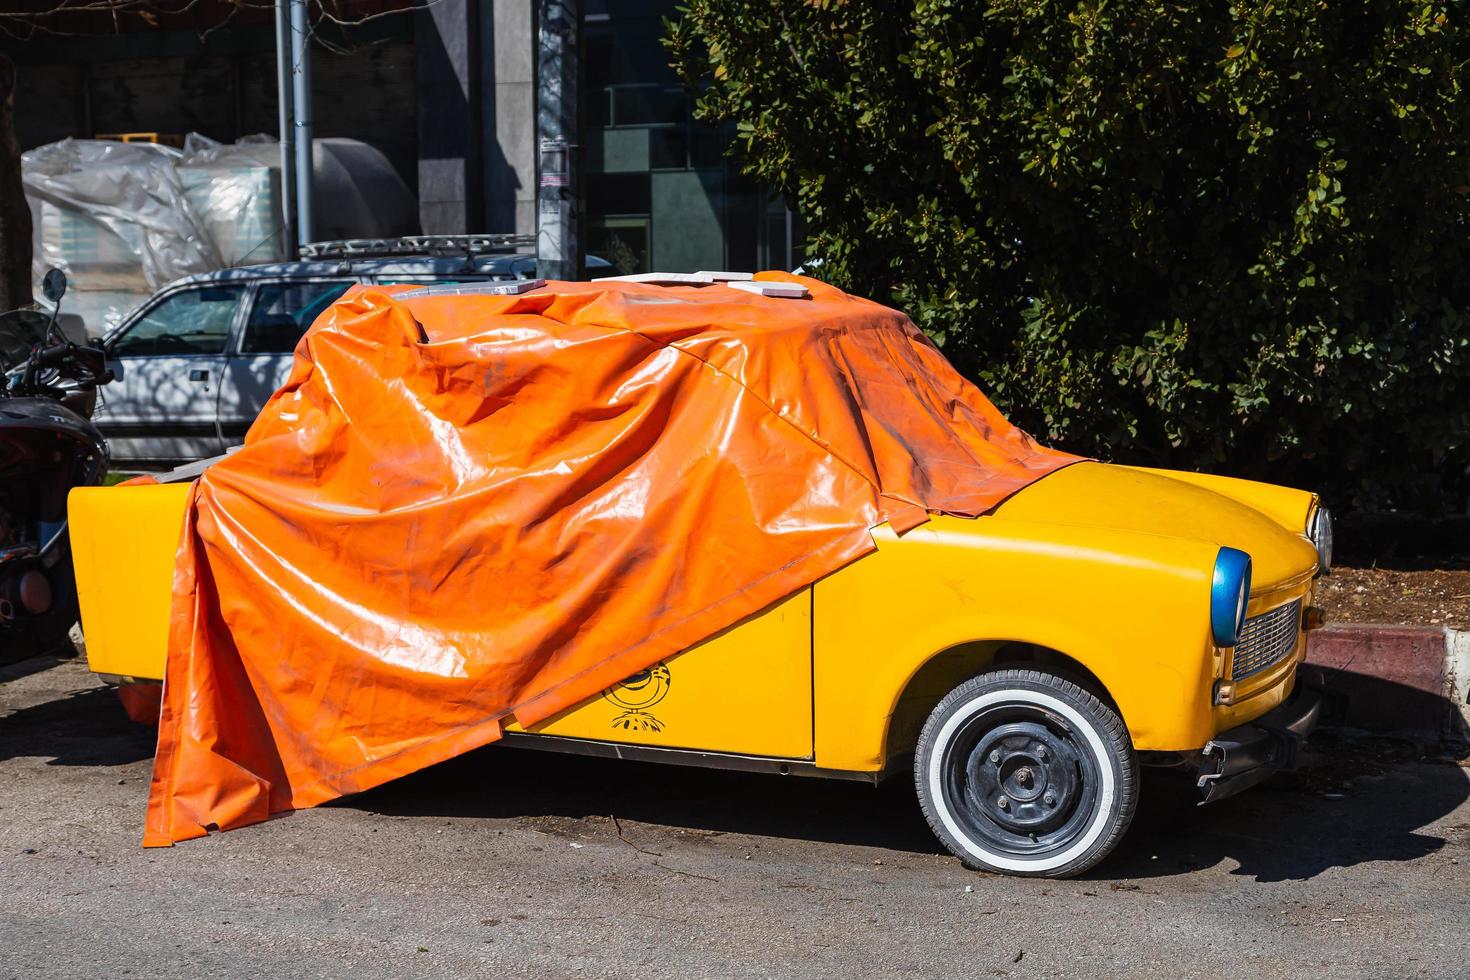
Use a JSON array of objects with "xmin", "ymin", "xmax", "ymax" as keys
[{"xmin": 1231, "ymin": 599, "xmax": 1302, "ymax": 680}]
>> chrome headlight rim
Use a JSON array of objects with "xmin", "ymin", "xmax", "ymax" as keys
[
  {"xmin": 1210, "ymin": 546, "xmax": 1253, "ymax": 648},
  {"xmin": 1308, "ymin": 504, "xmax": 1333, "ymax": 576}
]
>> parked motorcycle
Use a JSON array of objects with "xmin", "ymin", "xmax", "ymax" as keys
[{"xmin": 0, "ymin": 270, "xmax": 114, "ymax": 667}]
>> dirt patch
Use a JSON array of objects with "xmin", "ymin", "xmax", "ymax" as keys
[{"xmin": 1315, "ymin": 565, "xmax": 1470, "ymax": 627}]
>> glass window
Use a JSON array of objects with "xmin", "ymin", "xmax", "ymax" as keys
[
  {"xmin": 587, "ymin": 172, "xmax": 652, "ymax": 217},
  {"xmin": 611, "ymin": 86, "xmax": 684, "ymax": 127},
  {"xmin": 585, "ymin": 86, "xmax": 613, "ymax": 129},
  {"xmin": 241, "ymin": 281, "xmax": 354, "ymax": 355},
  {"xmin": 585, "ymin": 33, "xmax": 613, "ymax": 91},
  {"xmin": 649, "ymin": 128, "xmax": 688, "ymax": 170},
  {"xmin": 691, "ymin": 126, "xmax": 730, "ymax": 169},
  {"xmin": 587, "ymin": 218, "xmax": 650, "ymax": 275},
  {"xmin": 110, "ymin": 285, "xmax": 246, "ymax": 357}
]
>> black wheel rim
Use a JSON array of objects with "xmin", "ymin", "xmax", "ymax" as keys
[{"xmin": 939, "ymin": 700, "xmax": 1102, "ymax": 861}]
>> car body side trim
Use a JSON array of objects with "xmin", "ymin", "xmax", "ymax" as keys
[
  {"xmin": 495, "ymin": 731, "xmax": 878, "ymax": 783},
  {"xmin": 94, "ymin": 421, "xmax": 219, "ymax": 439}
]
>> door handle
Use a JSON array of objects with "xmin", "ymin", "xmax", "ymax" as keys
[{"xmin": 189, "ymin": 369, "xmax": 209, "ymax": 382}]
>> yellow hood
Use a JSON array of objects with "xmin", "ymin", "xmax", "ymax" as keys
[{"xmin": 991, "ymin": 462, "xmax": 1320, "ymax": 592}]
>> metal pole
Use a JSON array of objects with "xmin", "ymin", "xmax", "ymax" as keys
[
  {"xmin": 289, "ymin": 0, "xmax": 315, "ymax": 249},
  {"xmin": 536, "ymin": 0, "xmax": 581, "ymax": 280},
  {"xmin": 273, "ymin": 0, "xmax": 296, "ymax": 258},
  {"xmin": 784, "ymin": 205, "xmax": 794, "ymax": 271}
]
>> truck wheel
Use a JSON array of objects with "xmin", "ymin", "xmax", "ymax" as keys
[{"xmin": 914, "ymin": 667, "xmax": 1137, "ymax": 878}]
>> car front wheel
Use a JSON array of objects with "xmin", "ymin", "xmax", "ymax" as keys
[{"xmin": 914, "ymin": 667, "xmax": 1138, "ymax": 878}]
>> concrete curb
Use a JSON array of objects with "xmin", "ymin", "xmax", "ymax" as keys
[{"xmin": 1305, "ymin": 624, "xmax": 1470, "ymax": 742}]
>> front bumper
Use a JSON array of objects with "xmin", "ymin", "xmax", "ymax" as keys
[{"xmin": 1196, "ymin": 680, "xmax": 1324, "ymax": 803}]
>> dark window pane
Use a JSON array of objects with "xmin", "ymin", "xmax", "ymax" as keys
[
  {"xmin": 649, "ymin": 128, "xmax": 687, "ymax": 170},
  {"xmin": 725, "ymin": 182, "xmax": 759, "ymax": 273},
  {"xmin": 585, "ymin": 34, "xmax": 612, "ymax": 90},
  {"xmin": 690, "ymin": 125, "xmax": 730, "ymax": 168},
  {"xmin": 112, "ymin": 285, "xmax": 245, "ymax": 357},
  {"xmin": 612, "ymin": 86, "xmax": 684, "ymax": 126},
  {"xmin": 241, "ymin": 280, "xmax": 353, "ymax": 355},
  {"xmin": 589, "ymin": 16, "xmax": 681, "ymax": 88},
  {"xmin": 582, "ymin": 87, "xmax": 611, "ymax": 127},
  {"xmin": 587, "ymin": 219, "xmax": 650, "ymax": 276},
  {"xmin": 586, "ymin": 172, "xmax": 651, "ymax": 217}
]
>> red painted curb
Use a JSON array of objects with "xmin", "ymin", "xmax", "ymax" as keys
[{"xmin": 1305, "ymin": 625, "xmax": 1468, "ymax": 740}]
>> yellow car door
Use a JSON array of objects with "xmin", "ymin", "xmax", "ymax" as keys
[{"xmin": 504, "ymin": 589, "xmax": 814, "ymax": 759}]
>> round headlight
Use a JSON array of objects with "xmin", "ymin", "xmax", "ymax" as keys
[
  {"xmin": 1210, "ymin": 547, "xmax": 1253, "ymax": 648},
  {"xmin": 1308, "ymin": 504, "xmax": 1333, "ymax": 575}
]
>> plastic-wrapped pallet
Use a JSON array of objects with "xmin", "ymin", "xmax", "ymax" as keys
[
  {"xmin": 177, "ymin": 134, "xmax": 419, "ymax": 245},
  {"xmin": 32, "ymin": 199, "xmax": 150, "ymax": 293},
  {"xmin": 21, "ymin": 133, "xmax": 420, "ymax": 339},
  {"xmin": 22, "ymin": 138, "xmax": 223, "ymax": 291},
  {"xmin": 177, "ymin": 166, "xmax": 282, "ymax": 268},
  {"xmin": 177, "ymin": 135, "xmax": 285, "ymax": 267}
]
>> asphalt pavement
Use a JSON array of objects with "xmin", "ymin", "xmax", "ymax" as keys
[{"xmin": 3, "ymin": 651, "xmax": 1469, "ymax": 979}]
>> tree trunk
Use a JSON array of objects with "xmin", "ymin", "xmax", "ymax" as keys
[{"xmin": 0, "ymin": 54, "xmax": 33, "ymax": 311}]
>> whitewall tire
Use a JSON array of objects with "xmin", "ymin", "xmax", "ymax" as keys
[{"xmin": 914, "ymin": 668, "xmax": 1138, "ymax": 878}]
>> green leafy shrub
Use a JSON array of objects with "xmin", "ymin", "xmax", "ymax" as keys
[{"xmin": 667, "ymin": 0, "xmax": 1470, "ymax": 512}]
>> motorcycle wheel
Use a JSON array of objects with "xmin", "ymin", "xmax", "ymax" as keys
[{"xmin": 0, "ymin": 536, "xmax": 82, "ymax": 669}]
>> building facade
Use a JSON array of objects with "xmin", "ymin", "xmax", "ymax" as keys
[
  {"xmin": 580, "ymin": 0, "xmax": 798, "ymax": 274},
  {"xmin": 9, "ymin": 0, "xmax": 799, "ymax": 276}
]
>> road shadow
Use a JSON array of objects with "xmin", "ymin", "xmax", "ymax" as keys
[
  {"xmin": 0, "ymin": 656, "xmax": 155, "ymax": 767},
  {"xmin": 1095, "ymin": 741, "xmax": 1468, "ymax": 883},
  {"xmin": 347, "ymin": 744, "xmax": 944, "ymax": 856},
  {"xmin": 0, "ymin": 649, "xmax": 74, "ymax": 686},
  {"xmin": 8, "ymin": 654, "xmax": 1465, "ymax": 883},
  {"xmin": 347, "ymin": 726, "xmax": 1469, "ymax": 883},
  {"xmin": 351, "ymin": 678, "xmax": 1470, "ymax": 883},
  {"xmin": 1091, "ymin": 668, "xmax": 1470, "ymax": 882}
]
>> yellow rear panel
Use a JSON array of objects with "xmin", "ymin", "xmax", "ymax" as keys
[{"xmin": 69, "ymin": 482, "xmax": 192, "ymax": 680}]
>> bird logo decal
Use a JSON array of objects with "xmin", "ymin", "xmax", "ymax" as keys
[{"xmin": 602, "ymin": 662, "xmax": 672, "ymax": 733}]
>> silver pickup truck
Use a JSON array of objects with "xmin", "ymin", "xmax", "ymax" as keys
[{"xmin": 93, "ymin": 245, "xmax": 596, "ymax": 466}]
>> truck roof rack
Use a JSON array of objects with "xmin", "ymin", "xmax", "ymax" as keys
[{"xmin": 299, "ymin": 235, "xmax": 535, "ymax": 260}]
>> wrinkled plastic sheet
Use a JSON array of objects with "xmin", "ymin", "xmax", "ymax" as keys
[
  {"xmin": 23, "ymin": 138, "xmax": 223, "ymax": 294},
  {"xmin": 144, "ymin": 274, "xmax": 1077, "ymax": 845},
  {"xmin": 22, "ymin": 135, "xmax": 418, "ymax": 335}
]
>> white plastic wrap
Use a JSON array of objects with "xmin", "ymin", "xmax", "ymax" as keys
[
  {"xmin": 178, "ymin": 134, "xmax": 418, "ymax": 243},
  {"xmin": 178, "ymin": 134, "xmax": 287, "ymax": 267},
  {"xmin": 22, "ymin": 139, "xmax": 223, "ymax": 293},
  {"xmin": 22, "ymin": 134, "xmax": 419, "ymax": 338}
]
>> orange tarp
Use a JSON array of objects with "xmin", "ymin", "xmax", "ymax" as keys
[{"xmin": 144, "ymin": 273, "xmax": 1076, "ymax": 845}]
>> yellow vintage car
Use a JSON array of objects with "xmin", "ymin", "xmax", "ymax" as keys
[{"xmin": 71, "ymin": 456, "xmax": 1331, "ymax": 878}]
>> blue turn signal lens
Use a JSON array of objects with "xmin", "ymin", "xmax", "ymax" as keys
[{"xmin": 1211, "ymin": 547, "xmax": 1253, "ymax": 648}]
